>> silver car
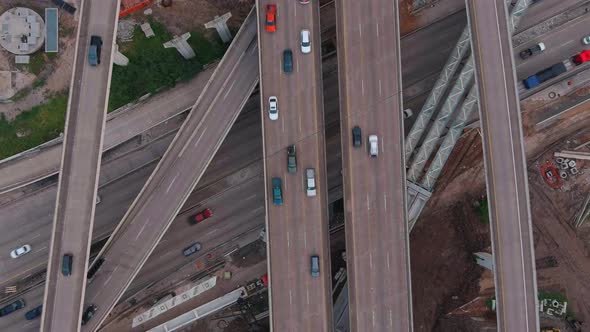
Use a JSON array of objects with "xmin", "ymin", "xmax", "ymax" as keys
[
  {"xmin": 306, "ymin": 168, "xmax": 316, "ymax": 197},
  {"xmin": 301, "ymin": 29, "xmax": 311, "ymax": 54},
  {"xmin": 10, "ymin": 245, "xmax": 31, "ymax": 259}
]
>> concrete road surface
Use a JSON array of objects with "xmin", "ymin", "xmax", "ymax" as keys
[
  {"xmin": 467, "ymin": 0, "xmax": 539, "ymax": 331},
  {"xmin": 80, "ymin": 10, "xmax": 260, "ymax": 331},
  {"xmin": 40, "ymin": 0, "xmax": 120, "ymax": 331},
  {"xmin": 336, "ymin": 0, "xmax": 412, "ymax": 331},
  {"xmin": 256, "ymin": 0, "xmax": 333, "ymax": 330}
]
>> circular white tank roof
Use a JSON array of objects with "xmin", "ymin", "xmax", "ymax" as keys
[{"xmin": 0, "ymin": 7, "xmax": 45, "ymax": 55}]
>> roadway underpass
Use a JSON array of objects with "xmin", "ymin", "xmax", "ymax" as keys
[{"xmin": 80, "ymin": 10, "xmax": 260, "ymax": 331}]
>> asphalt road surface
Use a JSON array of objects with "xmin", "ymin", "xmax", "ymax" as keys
[
  {"xmin": 335, "ymin": 0, "xmax": 412, "ymax": 331},
  {"xmin": 40, "ymin": 0, "xmax": 120, "ymax": 331},
  {"xmin": 256, "ymin": 0, "xmax": 333, "ymax": 331},
  {"xmin": 79, "ymin": 10, "xmax": 260, "ymax": 331},
  {"xmin": 467, "ymin": 0, "xmax": 539, "ymax": 331}
]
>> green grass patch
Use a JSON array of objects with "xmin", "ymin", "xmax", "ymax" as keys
[
  {"xmin": 0, "ymin": 94, "xmax": 68, "ymax": 160},
  {"xmin": 477, "ymin": 197, "xmax": 489, "ymax": 224},
  {"xmin": 108, "ymin": 21, "xmax": 227, "ymax": 112},
  {"xmin": 188, "ymin": 32, "xmax": 227, "ymax": 65},
  {"xmin": 28, "ymin": 52, "xmax": 46, "ymax": 75},
  {"xmin": 538, "ymin": 290, "xmax": 572, "ymax": 317}
]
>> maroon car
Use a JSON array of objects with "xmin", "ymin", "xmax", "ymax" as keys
[{"xmin": 190, "ymin": 208, "xmax": 212, "ymax": 225}]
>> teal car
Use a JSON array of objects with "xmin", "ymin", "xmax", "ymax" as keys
[{"xmin": 272, "ymin": 177, "xmax": 283, "ymax": 205}]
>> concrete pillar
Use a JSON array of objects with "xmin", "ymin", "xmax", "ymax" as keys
[
  {"xmin": 113, "ymin": 44, "xmax": 129, "ymax": 66},
  {"xmin": 204, "ymin": 12, "xmax": 232, "ymax": 43},
  {"xmin": 163, "ymin": 32, "xmax": 196, "ymax": 59}
]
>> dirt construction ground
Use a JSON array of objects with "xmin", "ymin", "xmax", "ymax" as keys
[{"xmin": 409, "ymin": 81, "xmax": 590, "ymax": 331}]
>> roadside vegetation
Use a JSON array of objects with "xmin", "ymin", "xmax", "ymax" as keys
[
  {"xmin": 108, "ymin": 20, "xmax": 227, "ymax": 112},
  {"xmin": 476, "ymin": 197, "xmax": 489, "ymax": 224},
  {"xmin": 0, "ymin": 94, "xmax": 67, "ymax": 159}
]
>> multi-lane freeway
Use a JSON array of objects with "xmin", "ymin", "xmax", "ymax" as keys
[
  {"xmin": 467, "ymin": 0, "xmax": 539, "ymax": 331},
  {"xmin": 336, "ymin": 0, "xmax": 412, "ymax": 331},
  {"xmin": 1, "ymin": 0, "xmax": 587, "ymax": 329},
  {"xmin": 40, "ymin": 0, "xmax": 120, "ymax": 331},
  {"xmin": 256, "ymin": 0, "xmax": 333, "ymax": 330}
]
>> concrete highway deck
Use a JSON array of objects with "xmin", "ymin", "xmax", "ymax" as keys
[
  {"xmin": 467, "ymin": 0, "xmax": 539, "ymax": 331},
  {"xmin": 336, "ymin": 0, "xmax": 412, "ymax": 331},
  {"xmin": 80, "ymin": 10, "xmax": 260, "ymax": 331},
  {"xmin": 40, "ymin": 0, "xmax": 120, "ymax": 331},
  {"xmin": 256, "ymin": 0, "xmax": 333, "ymax": 330}
]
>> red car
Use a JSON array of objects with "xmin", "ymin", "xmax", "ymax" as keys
[
  {"xmin": 190, "ymin": 208, "xmax": 212, "ymax": 225},
  {"xmin": 265, "ymin": 4, "xmax": 276, "ymax": 33},
  {"xmin": 573, "ymin": 50, "xmax": 590, "ymax": 65}
]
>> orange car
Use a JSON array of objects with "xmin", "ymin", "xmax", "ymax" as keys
[{"xmin": 266, "ymin": 4, "xmax": 277, "ymax": 32}]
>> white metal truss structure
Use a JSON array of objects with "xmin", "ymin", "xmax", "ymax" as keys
[
  {"xmin": 407, "ymin": 57, "xmax": 475, "ymax": 182},
  {"xmin": 404, "ymin": 27, "xmax": 471, "ymax": 162}
]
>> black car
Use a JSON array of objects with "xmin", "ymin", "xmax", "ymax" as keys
[
  {"xmin": 183, "ymin": 242, "xmax": 202, "ymax": 257},
  {"xmin": 25, "ymin": 305, "xmax": 43, "ymax": 320},
  {"xmin": 81, "ymin": 304, "xmax": 97, "ymax": 326},
  {"xmin": 0, "ymin": 299, "xmax": 25, "ymax": 317},
  {"xmin": 62, "ymin": 253, "xmax": 73, "ymax": 276},
  {"xmin": 519, "ymin": 42, "xmax": 545, "ymax": 60},
  {"xmin": 283, "ymin": 49, "xmax": 293, "ymax": 73},
  {"xmin": 352, "ymin": 126, "xmax": 362, "ymax": 147}
]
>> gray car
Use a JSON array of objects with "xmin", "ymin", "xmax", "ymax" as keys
[
  {"xmin": 183, "ymin": 242, "xmax": 202, "ymax": 257},
  {"xmin": 310, "ymin": 255, "xmax": 320, "ymax": 277}
]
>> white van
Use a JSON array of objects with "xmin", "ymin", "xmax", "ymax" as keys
[{"xmin": 306, "ymin": 168, "xmax": 316, "ymax": 197}]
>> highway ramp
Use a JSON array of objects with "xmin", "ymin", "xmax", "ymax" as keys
[
  {"xmin": 40, "ymin": 0, "xmax": 121, "ymax": 331},
  {"xmin": 467, "ymin": 0, "xmax": 539, "ymax": 330}
]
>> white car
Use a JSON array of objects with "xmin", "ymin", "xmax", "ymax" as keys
[
  {"xmin": 10, "ymin": 245, "xmax": 31, "ymax": 259},
  {"xmin": 583, "ymin": 35, "xmax": 590, "ymax": 45},
  {"xmin": 306, "ymin": 168, "xmax": 316, "ymax": 197},
  {"xmin": 369, "ymin": 135, "xmax": 378, "ymax": 157},
  {"xmin": 301, "ymin": 29, "xmax": 311, "ymax": 54},
  {"xmin": 268, "ymin": 96, "xmax": 278, "ymax": 120}
]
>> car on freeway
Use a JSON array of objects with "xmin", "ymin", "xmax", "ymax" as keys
[
  {"xmin": 10, "ymin": 244, "xmax": 31, "ymax": 259},
  {"xmin": 310, "ymin": 255, "xmax": 320, "ymax": 277},
  {"xmin": 519, "ymin": 42, "xmax": 545, "ymax": 60},
  {"xmin": 183, "ymin": 242, "xmax": 202, "ymax": 257},
  {"xmin": 268, "ymin": 96, "xmax": 278, "ymax": 120},
  {"xmin": 306, "ymin": 168, "xmax": 317, "ymax": 197},
  {"xmin": 369, "ymin": 135, "xmax": 378, "ymax": 157},
  {"xmin": 352, "ymin": 126, "xmax": 362, "ymax": 148},
  {"xmin": 0, "ymin": 299, "xmax": 25, "ymax": 317},
  {"xmin": 272, "ymin": 177, "xmax": 283, "ymax": 205},
  {"xmin": 300, "ymin": 29, "xmax": 311, "ymax": 54},
  {"xmin": 88, "ymin": 35, "xmax": 102, "ymax": 66},
  {"xmin": 283, "ymin": 49, "xmax": 293, "ymax": 73},
  {"xmin": 81, "ymin": 304, "xmax": 97, "ymax": 325},
  {"xmin": 190, "ymin": 208, "xmax": 213, "ymax": 225},
  {"xmin": 265, "ymin": 4, "xmax": 277, "ymax": 33},
  {"xmin": 62, "ymin": 253, "xmax": 73, "ymax": 276},
  {"xmin": 287, "ymin": 145, "xmax": 297, "ymax": 173},
  {"xmin": 573, "ymin": 50, "xmax": 590, "ymax": 65},
  {"xmin": 25, "ymin": 305, "xmax": 43, "ymax": 320},
  {"xmin": 583, "ymin": 35, "xmax": 590, "ymax": 45}
]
